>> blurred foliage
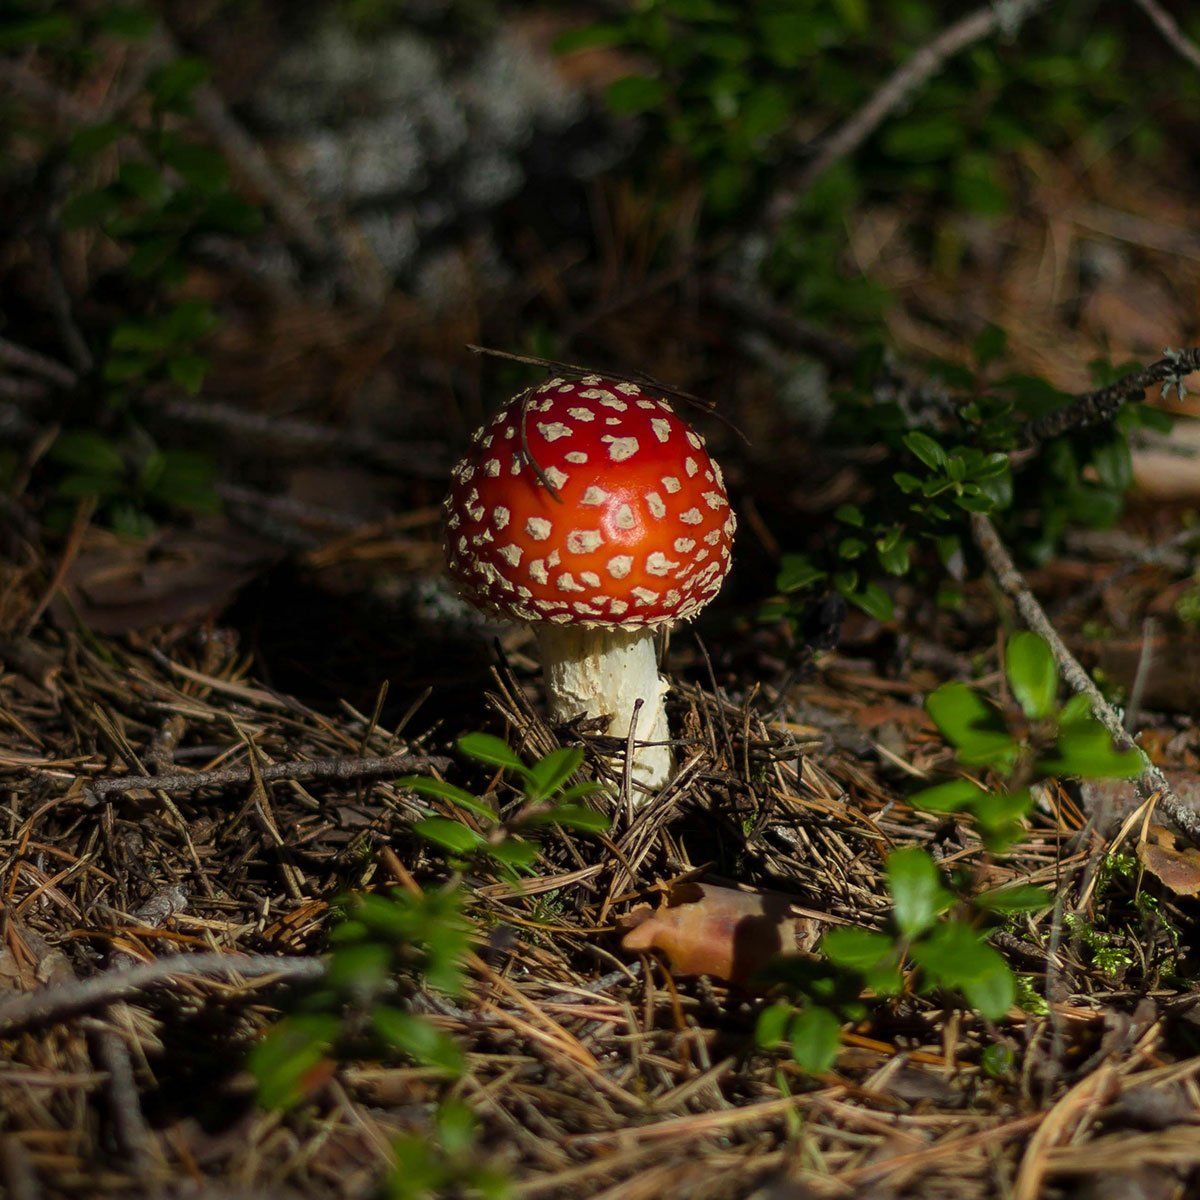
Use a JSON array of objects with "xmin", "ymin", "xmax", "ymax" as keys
[{"xmin": 3, "ymin": 0, "xmax": 262, "ymax": 532}]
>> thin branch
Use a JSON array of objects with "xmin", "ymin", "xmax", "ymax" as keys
[
  {"xmin": 0, "ymin": 953, "xmax": 324, "ymax": 1037},
  {"xmin": 0, "ymin": 338, "xmax": 77, "ymax": 389},
  {"xmin": 970, "ymin": 512, "xmax": 1200, "ymax": 843},
  {"xmin": 767, "ymin": 0, "xmax": 1049, "ymax": 224},
  {"xmin": 1022, "ymin": 348, "xmax": 1200, "ymax": 444},
  {"xmin": 84, "ymin": 750, "xmax": 450, "ymax": 803},
  {"xmin": 1132, "ymin": 0, "xmax": 1200, "ymax": 72}
]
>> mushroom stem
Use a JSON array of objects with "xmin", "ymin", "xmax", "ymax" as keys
[{"xmin": 536, "ymin": 624, "xmax": 673, "ymax": 793}]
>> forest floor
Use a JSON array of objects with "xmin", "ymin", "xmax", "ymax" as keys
[{"xmin": 4, "ymin": 8, "xmax": 1200, "ymax": 1200}]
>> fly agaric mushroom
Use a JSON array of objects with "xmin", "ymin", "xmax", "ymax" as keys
[{"xmin": 443, "ymin": 374, "xmax": 735, "ymax": 792}]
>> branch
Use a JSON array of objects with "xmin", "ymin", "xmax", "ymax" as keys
[
  {"xmin": 0, "ymin": 953, "xmax": 324, "ymax": 1037},
  {"xmin": 1021, "ymin": 348, "xmax": 1200, "ymax": 444},
  {"xmin": 767, "ymin": 0, "xmax": 1049, "ymax": 224},
  {"xmin": 1132, "ymin": 0, "xmax": 1200, "ymax": 73},
  {"xmin": 84, "ymin": 751, "xmax": 450, "ymax": 804},
  {"xmin": 970, "ymin": 512, "xmax": 1200, "ymax": 843}
]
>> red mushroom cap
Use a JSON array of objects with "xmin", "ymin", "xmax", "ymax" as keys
[{"xmin": 444, "ymin": 375, "xmax": 735, "ymax": 629}]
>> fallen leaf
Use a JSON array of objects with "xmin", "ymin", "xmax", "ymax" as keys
[
  {"xmin": 1136, "ymin": 825, "xmax": 1200, "ymax": 896},
  {"xmin": 618, "ymin": 881, "xmax": 821, "ymax": 987}
]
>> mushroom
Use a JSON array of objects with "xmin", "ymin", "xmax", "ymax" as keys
[{"xmin": 443, "ymin": 374, "xmax": 736, "ymax": 793}]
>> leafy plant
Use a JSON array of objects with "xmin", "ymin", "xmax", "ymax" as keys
[
  {"xmin": 387, "ymin": 1099, "xmax": 511, "ymax": 1200},
  {"xmin": 399, "ymin": 733, "xmax": 612, "ymax": 874},
  {"xmin": 911, "ymin": 631, "xmax": 1141, "ymax": 848},
  {"xmin": 756, "ymin": 632, "xmax": 1140, "ymax": 1073}
]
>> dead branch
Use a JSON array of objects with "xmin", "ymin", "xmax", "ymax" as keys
[
  {"xmin": 969, "ymin": 512, "xmax": 1200, "ymax": 843},
  {"xmin": 84, "ymin": 751, "xmax": 451, "ymax": 803},
  {"xmin": 0, "ymin": 339, "xmax": 77, "ymax": 389},
  {"xmin": 1132, "ymin": 0, "xmax": 1200, "ymax": 72},
  {"xmin": 1022, "ymin": 348, "xmax": 1200, "ymax": 445},
  {"xmin": 0, "ymin": 953, "xmax": 324, "ymax": 1037},
  {"xmin": 766, "ymin": 0, "xmax": 1049, "ymax": 225}
]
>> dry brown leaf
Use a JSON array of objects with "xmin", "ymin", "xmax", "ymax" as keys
[
  {"xmin": 1136, "ymin": 825, "xmax": 1200, "ymax": 897},
  {"xmin": 618, "ymin": 881, "xmax": 821, "ymax": 987}
]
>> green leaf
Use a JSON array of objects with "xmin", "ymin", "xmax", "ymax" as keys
[
  {"xmin": 788, "ymin": 1006, "xmax": 842, "ymax": 1074},
  {"xmin": 886, "ymin": 847, "xmax": 952, "ymax": 937},
  {"xmin": 821, "ymin": 927, "xmax": 894, "ymax": 972},
  {"xmin": 1039, "ymin": 719, "xmax": 1142, "ymax": 779},
  {"xmin": 372, "ymin": 1007, "xmax": 463, "ymax": 1073},
  {"xmin": 0, "ymin": 14, "xmax": 77, "ymax": 48},
  {"xmin": 118, "ymin": 160, "xmax": 172, "ymax": 205},
  {"xmin": 325, "ymin": 941, "xmax": 391, "ymax": 996},
  {"xmin": 777, "ymin": 554, "xmax": 827, "ymax": 593},
  {"xmin": 835, "ymin": 504, "xmax": 864, "ymax": 527},
  {"xmin": 553, "ymin": 23, "xmax": 626, "ymax": 54},
  {"xmin": 68, "ymin": 122, "xmax": 128, "ymax": 162},
  {"xmin": 98, "ymin": 5, "xmax": 157, "ymax": 40},
  {"xmin": 524, "ymin": 746, "xmax": 583, "ymax": 801},
  {"xmin": 167, "ymin": 353, "xmax": 209, "ymax": 394},
  {"xmin": 553, "ymin": 781, "xmax": 611, "ymax": 804},
  {"xmin": 925, "ymin": 683, "xmax": 1016, "ymax": 768},
  {"xmin": 149, "ymin": 56, "xmax": 210, "ymax": 110},
  {"xmin": 1005, "ymin": 632, "xmax": 1058, "ymax": 719},
  {"xmin": 395, "ymin": 776, "xmax": 496, "ymax": 824},
  {"xmin": 436, "ymin": 1098, "xmax": 479, "ymax": 1158},
  {"xmin": 976, "ymin": 884, "xmax": 1052, "ymax": 914},
  {"xmin": 903, "ymin": 430, "xmax": 947, "ymax": 469},
  {"xmin": 973, "ymin": 324, "xmax": 1008, "ymax": 368},
  {"xmin": 486, "ymin": 838, "xmax": 539, "ymax": 868},
  {"xmin": 414, "ymin": 817, "xmax": 484, "ymax": 855},
  {"xmin": 160, "ymin": 142, "xmax": 230, "ymax": 194},
  {"xmin": 457, "ymin": 732, "xmax": 528, "ymax": 775},
  {"xmin": 61, "ymin": 187, "xmax": 122, "ymax": 228},
  {"xmin": 248, "ymin": 1013, "xmax": 340, "ymax": 1110},
  {"xmin": 606, "ymin": 75, "xmax": 668, "ymax": 115},
  {"xmin": 1091, "ymin": 436, "xmax": 1133, "ymax": 492},
  {"xmin": 844, "ymin": 581, "xmax": 894, "ymax": 622},
  {"xmin": 50, "ymin": 430, "xmax": 125, "ymax": 475},
  {"xmin": 539, "ymin": 804, "xmax": 611, "ymax": 833},
  {"xmin": 754, "ymin": 1001, "xmax": 794, "ymax": 1048},
  {"xmin": 148, "ymin": 450, "xmax": 219, "ymax": 514},
  {"xmin": 910, "ymin": 777, "xmax": 986, "ymax": 813}
]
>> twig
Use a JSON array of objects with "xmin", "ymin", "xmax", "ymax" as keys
[
  {"xmin": 970, "ymin": 512, "xmax": 1200, "ymax": 842},
  {"xmin": 1132, "ymin": 0, "xmax": 1200, "ymax": 72},
  {"xmin": 766, "ymin": 0, "xmax": 1049, "ymax": 224},
  {"xmin": 85, "ymin": 750, "xmax": 449, "ymax": 803},
  {"xmin": 0, "ymin": 338, "xmax": 76, "ymax": 389},
  {"xmin": 0, "ymin": 952, "xmax": 324, "ymax": 1037},
  {"xmin": 1022, "ymin": 348, "xmax": 1200, "ymax": 444}
]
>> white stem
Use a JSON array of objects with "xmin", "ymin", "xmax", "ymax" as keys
[{"xmin": 536, "ymin": 624, "xmax": 673, "ymax": 795}]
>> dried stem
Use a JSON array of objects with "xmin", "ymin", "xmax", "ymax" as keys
[
  {"xmin": 970, "ymin": 512, "xmax": 1200, "ymax": 842},
  {"xmin": 85, "ymin": 751, "xmax": 449, "ymax": 803},
  {"xmin": 1022, "ymin": 348, "xmax": 1200, "ymax": 445},
  {"xmin": 1132, "ymin": 0, "xmax": 1200, "ymax": 73},
  {"xmin": 0, "ymin": 953, "xmax": 324, "ymax": 1037}
]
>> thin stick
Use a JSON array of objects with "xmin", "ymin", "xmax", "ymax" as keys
[
  {"xmin": 970, "ymin": 513, "xmax": 1200, "ymax": 842},
  {"xmin": 0, "ymin": 952, "xmax": 324, "ymax": 1037},
  {"xmin": 767, "ymin": 0, "xmax": 1048, "ymax": 224},
  {"xmin": 84, "ymin": 751, "xmax": 449, "ymax": 803},
  {"xmin": 1132, "ymin": 0, "xmax": 1200, "ymax": 72},
  {"xmin": 1022, "ymin": 348, "xmax": 1200, "ymax": 444}
]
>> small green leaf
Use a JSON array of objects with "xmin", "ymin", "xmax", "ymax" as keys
[
  {"xmin": 903, "ymin": 430, "xmax": 947, "ymax": 469},
  {"xmin": 1005, "ymin": 632, "xmax": 1058, "ymax": 719},
  {"xmin": 606, "ymin": 74, "xmax": 668, "ymax": 114},
  {"xmin": 788, "ymin": 1006, "xmax": 842, "ymax": 1074},
  {"xmin": 395, "ymin": 776, "xmax": 497, "ymax": 824},
  {"xmin": 910, "ymin": 777, "xmax": 985, "ymax": 813},
  {"xmin": 50, "ymin": 430, "xmax": 125, "ymax": 475},
  {"xmin": 372, "ymin": 1007, "xmax": 463, "ymax": 1073},
  {"xmin": 524, "ymin": 746, "xmax": 583, "ymax": 801},
  {"xmin": 1039, "ymin": 719, "xmax": 1142, "ymax": 779},
  {"xmin": 539, "ymin": 804, "xmax": 611, "ymax": 833},
  {"xmin": 553, "ymin": 22, "xmax": 625, "ymax": 53},
  {"xmin": 844, "ymin": 581, "xmax": 894, "ymax": 622},
  {"xmin": 166, "ymin": 352, "xmax": 209, "ymax": 394},
  {"xmin": 973, "ymin": 324, "xmax": 1008, "ymax": 368},
  {"xmin": 887, "ymin": 848, "xmax": 952, "ymax": 937},
  {"xmin": 777, "ymin": 554, "xmax": 827, "ymax": 593},
  {"xmin": 326, "ymin": 941, "xmax": 391, "ymax": 996},
  {"xmin": 976, "ymin": 884, "xmax": 1052, "ymax": 913},
  {"xmin": 962, "ymin": 956, "xmax": 1016, "ymax": 1020},
  {"xmin": 414, "ymin": 817, "xmax": 485, "ymax": 855},
  {"xmin": 754, "ymin": 1001, "xmax": 794, "ymax": 1048},
  {"xmin": 248, "ymin": 1013, "xmax": 340, "ymax": 1110},
  {"xmin": 821, "ymin": 927, "xmax": 894, "ymax": 972},
  {"xmin": 456, "ymin": 733, "xmax": 528, "ymax": 775},
  {"xmin": 148, "ymin": 56, "xmax": 210, "ymax": 110},
  {"xmin": 925, "ymin": 683, "xmax": 1016, "ymax": 767},
  {"xmin": 486, "ymin": 838, "xmax": 539, "ymax": 868}
]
